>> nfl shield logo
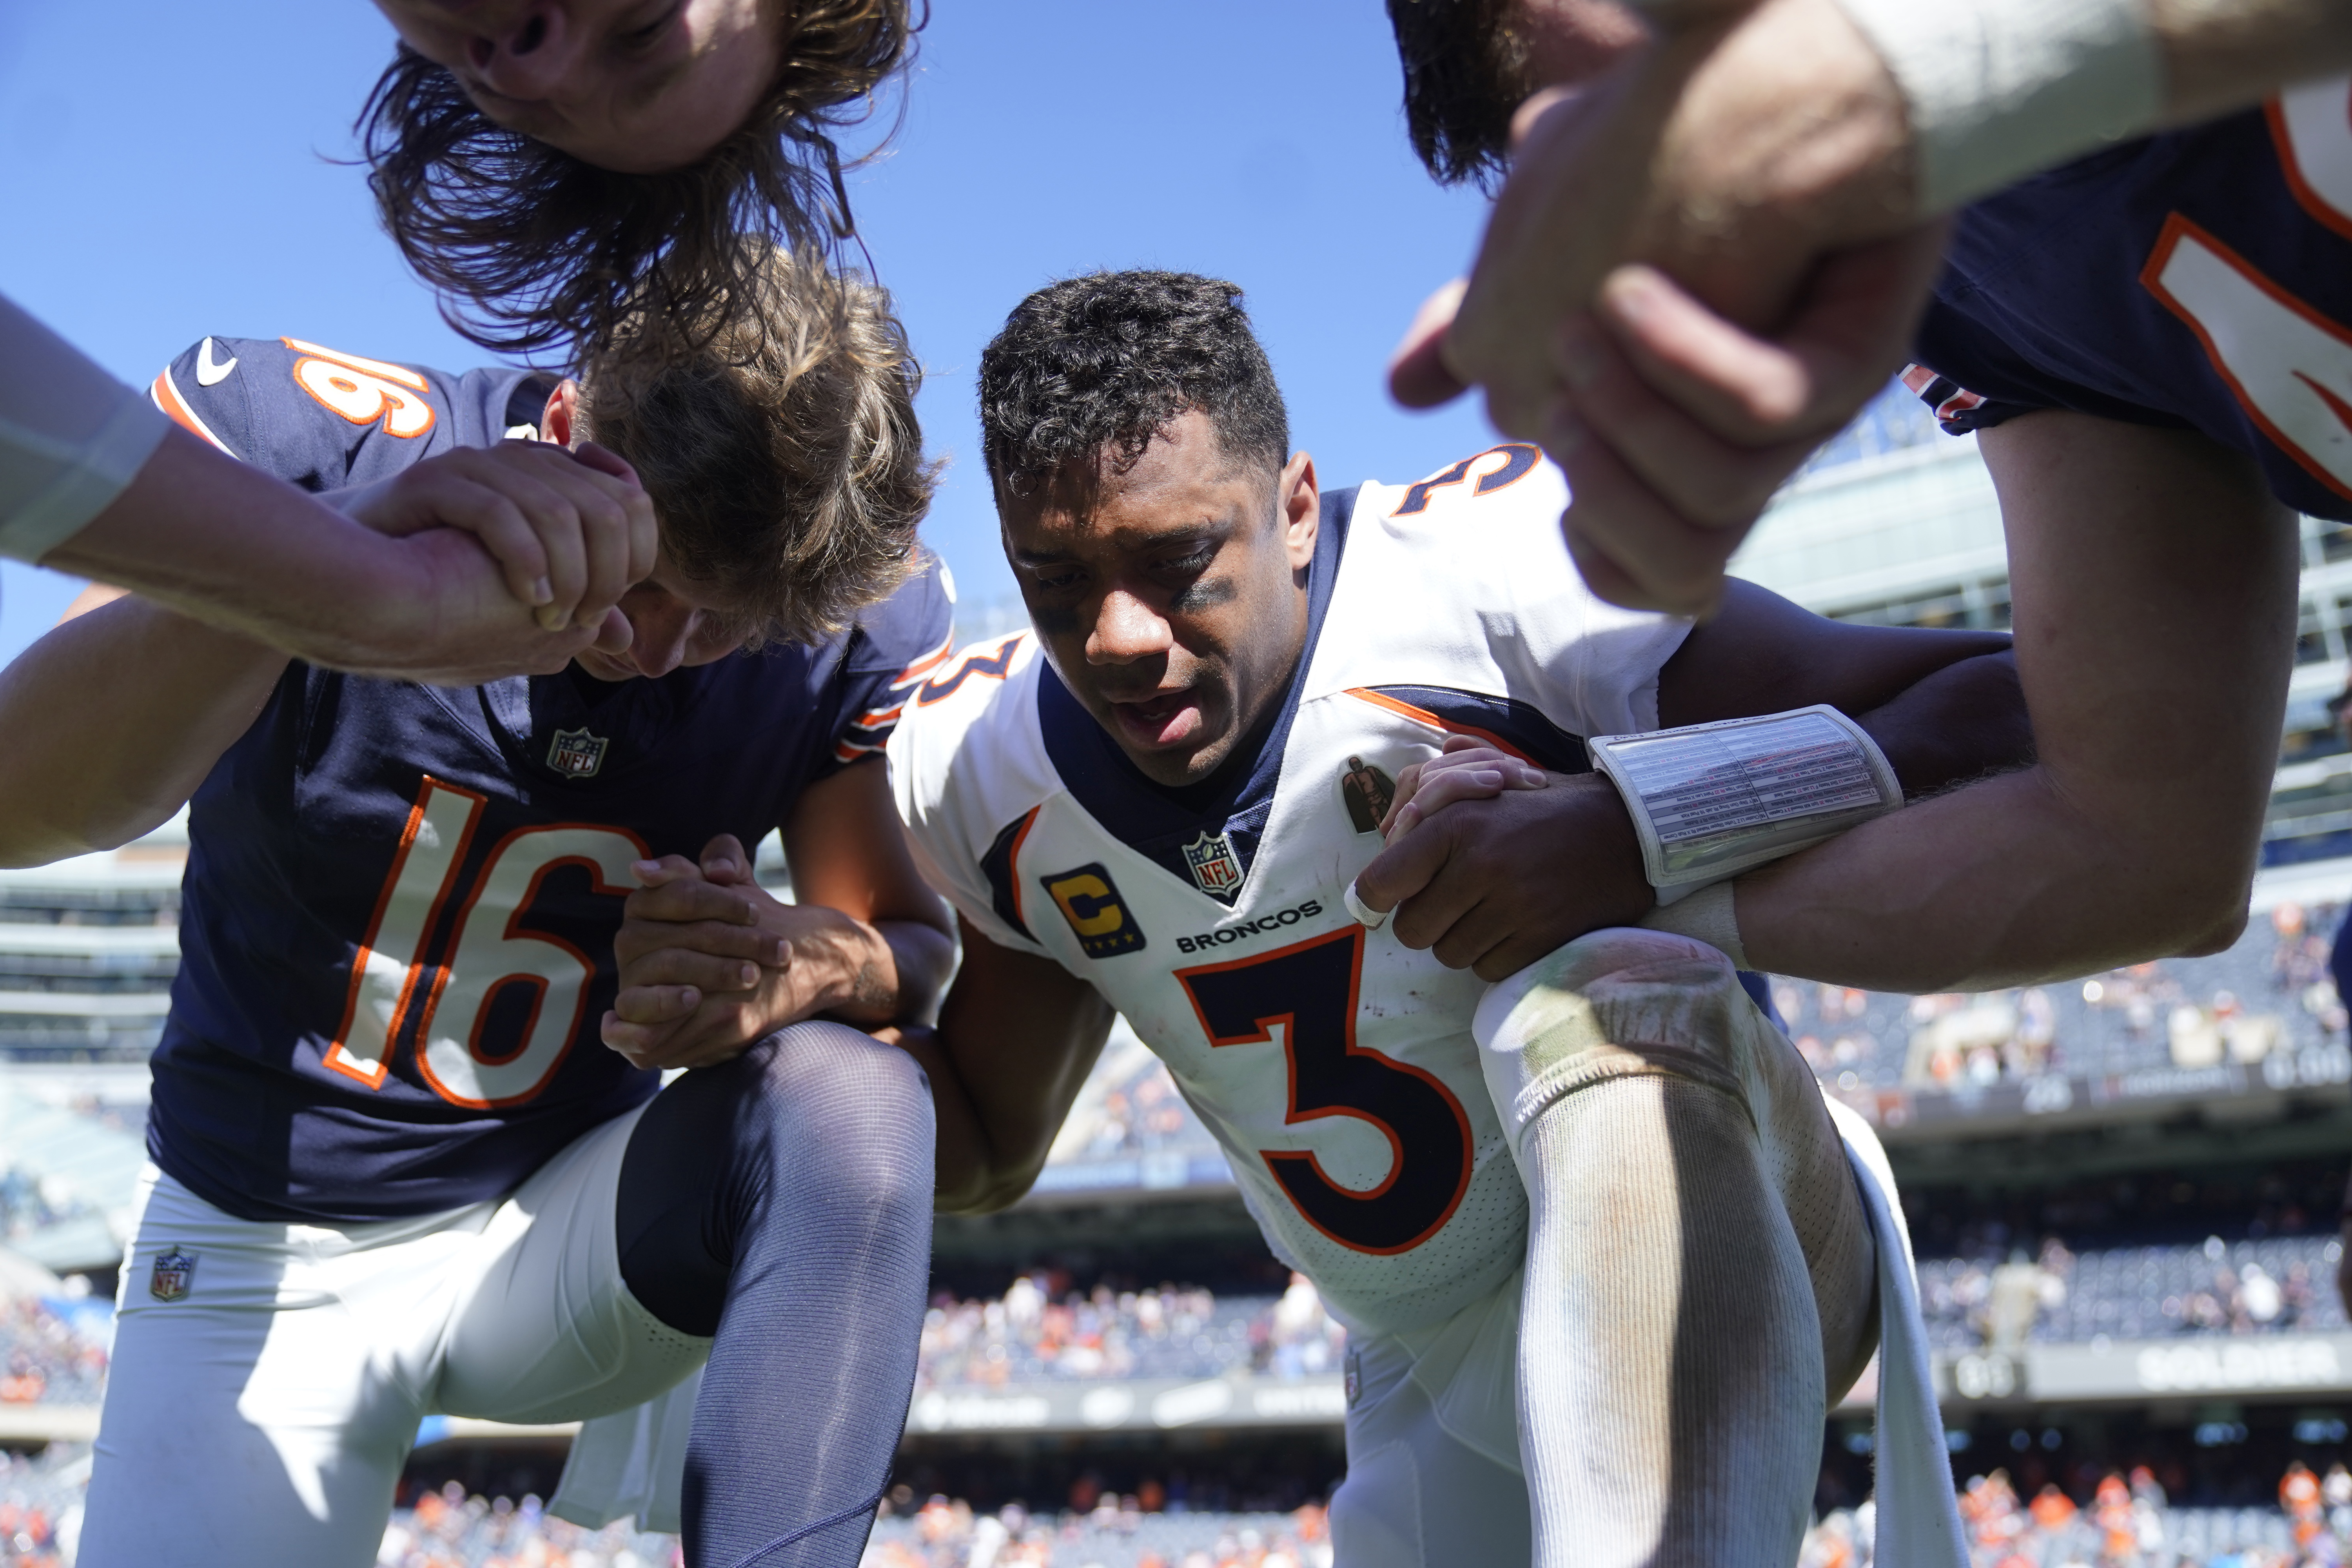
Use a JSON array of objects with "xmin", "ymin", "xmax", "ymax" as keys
[
  {"xmin": 1181, "ymin": 829, "xmax": 1245, "ymax": 897},
  {"xmin": 546, "ymin": 727, "xmax": 608, "ymax": 779},
  {"xmin": 149, "ymin": 1247, "xmax": 197, "ymax": 1303}
]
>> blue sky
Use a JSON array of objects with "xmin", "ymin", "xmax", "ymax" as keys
[{"xmin": 0, "ymin": 0, "xmax": 1501, "ymax": 663}]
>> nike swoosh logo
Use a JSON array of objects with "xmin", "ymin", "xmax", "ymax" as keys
[{"xmin": 195, "ymin": 337, "xmax": 237, "ymax": 387}]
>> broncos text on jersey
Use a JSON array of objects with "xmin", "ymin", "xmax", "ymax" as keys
[
  {"xmin": 893, "ymin": 448, "xmax": 1692, "ymax": 1339},
  {"xmin": 1909, "ymin": 74, "xmax": 2352, "ymax": 520},
  {"xmin": 141, "ymin": 336, "xmax": 952, "ymax": 1223}
]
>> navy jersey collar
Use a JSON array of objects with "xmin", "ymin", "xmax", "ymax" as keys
[{"xmin": 1038, "ymin": 486, "xmax": 1357, "ymax": 906}]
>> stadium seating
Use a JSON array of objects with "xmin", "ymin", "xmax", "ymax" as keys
[
  {"xmin": 916, "ymin": 1275, "xmax": 1341, "ymax": 1390},
  {"xmin": 1917, "ymin": 1234, "xmax": 2349, "ymax": 1352},
  {"xmin": 376, "ymin": 1483, "xmax": 674, "ymax": 1568},
  {"xmin": 863, "ymin": 1499, "xmax": 1332, "ymax": 1568},
  {"xmin": 1777, "ymin": 902, "xmax": 2352, "ymax": 1099},
  {"xmin": 0, "ymin": 1297, "xmax": 105, "ymax": 1409},
  {"xmin": 0, "ymin": 828, "xmax": 185, "ymax": 1063}
]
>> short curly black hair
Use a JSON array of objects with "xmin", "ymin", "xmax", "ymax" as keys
[{"xmin": 977, "ymin": 271, "xmax": 1290, "ymax": 501}]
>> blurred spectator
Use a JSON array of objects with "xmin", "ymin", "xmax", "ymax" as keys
[
  {"xmin": 1255, "ymin": 1275, "xmax": 1345, "ymax": 1381},
  {"xmin": 1984, "ymin": 1248, "xmax": 2067, "ymax": 1350},
  {"xmin": 917, "ymin": 1277, "xmax": 1343, "ymax": 1390},
  {"xmin": 372, "ymin": 1480, "xmax": 670, "ymax": 1568},
  {"xmin": 1917, "ymin": 1230, "xmax": 2348, "ymax": 1351},
  {"xmin": 1771, "ymin": 907, "xmax": 2352, "ymax": 1102},
  {"xmin": 1047, "ymin": 1036, "xmax": 1220, "ymax": 1167},
  {"xmin": 0, "ymin": 1170, "xmax": 95, "ymax": 1254},
  {"xmin": 1810, "ymin": 1462, "xmax": 2352, "ymax": 1568},
  {"xmin": 0, "ymin": 1293, "xmax": 107, "ymax": 1408},
  {"xmin": 864, "ymin": 1500, "xmax": 1334, "ymax": 1568}
]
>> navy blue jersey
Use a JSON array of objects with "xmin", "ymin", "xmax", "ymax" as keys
[
  {"xmin": 141, "ymin": 335, "xmax": 952, "ymax": 1223},
  {"xmin": 1907, "ymin": 75, "xmax": 2352, "ymax": 519}
]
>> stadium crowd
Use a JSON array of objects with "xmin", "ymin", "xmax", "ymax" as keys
[
  {"xmin": 0, "ymin": 1298, "xmax": 102, "ymax": 1410},
  {"xmin": 15, "ymin": 1221, "xmax": 2349, "ymax": 1411},
  {"xmin": 1057, "ymin": 1052, "xmax": 1210, "ymax": 1165},
  {"xmin": 4, "ymin": 1440, "xmax": 2352, "ymax": 1565},
  {"xmin": 374, "ymin": 1483, "xmax": 675, "ymax": 1568},
  {"xmin": 0, "ymin": 1173, "xmax": 94, "ymax": 1262},
  {"xmin": 1916, "ymin": 1236, "xmax": 2349, "ymax": 1352},
  {"xmin": 916, "ymin": 1274, "xmax": 1345, "ymax": 1391},
  {"xmin": 1777, "ymin": 906, "xmax": 2352, "ymax": 1097},
  {"xmin": 863, "ymin": 1497, "xmax": 1333, "ymax": 1568}
]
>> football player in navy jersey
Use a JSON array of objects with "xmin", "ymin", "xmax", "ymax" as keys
[
  {"xmin": 1356, "ymin": 4, "xmax": 2352, "ymax": 1021},
  {"xmin": 0, "ymin": 253, "xmax": 954, "ymax": 1568},
  {"xmin": 606, "ymin": 273, "xmax": 2041, "ymax": 1568}
]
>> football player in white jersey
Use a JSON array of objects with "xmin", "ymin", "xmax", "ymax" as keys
[{"xmin": 605, "ymin": 272, "xmax": 2029, "ymax": 1568}]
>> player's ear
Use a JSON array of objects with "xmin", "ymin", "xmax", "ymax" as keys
[
  {"xmin": 1279, "ymin": 452, "xmax": 1319, "ymax": 570},
  {"xmin": 541, "ymin": 379, "xmax": 583, "ymax": 446}
]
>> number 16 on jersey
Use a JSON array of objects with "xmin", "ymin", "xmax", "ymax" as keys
[{"xmin": 323, "ymin": 776, "xmax": 646, "ymax": 1109}]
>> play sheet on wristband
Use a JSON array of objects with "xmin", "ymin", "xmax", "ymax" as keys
[{"xmin": 1589, "ymin": 707, "xmax": 1901, "ymax": 892}]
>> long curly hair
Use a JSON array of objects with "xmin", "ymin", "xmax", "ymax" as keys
[
  {"xmin": 1386, "ymin": 0, "xmax": 1532, "ymax": 190},
  {"xmin": 360, "ymin": 1, "xmax": 921, "ymax": 360}
]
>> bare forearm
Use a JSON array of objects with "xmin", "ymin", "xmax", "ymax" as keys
[
  {"xmin": 2153, "ymin": 0, "xmax": 2352, "ymax": 127},
  {"xmin": 42, "ymin": 429, "xmax": 421, "ymax": 668},
  {"xmin": 1736, "ymin": 760, "xmax": 2254, "ymax": 991},
  {"xmin": 0, "ymin": 599, "xmax": 283, "ymax": 866}
]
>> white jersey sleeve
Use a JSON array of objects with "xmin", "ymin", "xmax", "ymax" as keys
[
  {"xmin": 888, "ymin": 632, "xmax": 1058, "ymax": 960},
  {"xmin": 1331, "ymin": 444, "xmax": 1693, "ymax": 742}
]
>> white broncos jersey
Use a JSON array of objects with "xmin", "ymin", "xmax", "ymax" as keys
[{"xmin": 894, "ymin": 447, "xmax": 1691, "ymax": 1339}]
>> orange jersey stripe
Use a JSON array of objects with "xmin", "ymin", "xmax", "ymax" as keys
[{"xmin": 148, "ymin": 369, "xmax": 235, "ymax": 456}]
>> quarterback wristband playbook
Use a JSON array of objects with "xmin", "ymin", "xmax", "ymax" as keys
[
  {"xmin": 1831, "ymin": 0, "xmax": 2162, "ymax": 215},
  {"xmin": 1586, "ymin": 704, "xmax": 1903, "ymax": 903}
]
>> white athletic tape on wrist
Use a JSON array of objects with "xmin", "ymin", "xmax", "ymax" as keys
[
  {"xmin": 1637, "ymin": 880, "xmax": 1748, "ymax": 970},
  {"xmin": 1833, "ymin": 0, "xmax": 2162, "ymax": 215},
  {"xmin": 1586, "ymin": 704, "xmax": 1902, "ymax": 900}
]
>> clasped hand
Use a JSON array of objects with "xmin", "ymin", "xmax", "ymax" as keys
[
  {"xmin": 1350, "ymin": 734, "xmax": 1656, "ymax": 979},
  {"xmin": 329, "ymin": 437, "xmax": 658, "ymax": 683},
  {"xmin": 1388, "ymin": 0, "xmax": 1949, "ymax": 617},
  {"xmin": 600, "ymin": 833, "xmax": 868, "ymax": 1071}
]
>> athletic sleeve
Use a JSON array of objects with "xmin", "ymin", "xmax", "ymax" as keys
[
  {"xmin": 888, "ymin": 637, "xmax": 1058, "ymax": 961},
  {"xmin": 821, "ymin": 550, "xmax": 955, "ymax": 775},
  {"xmin": 1905, "ymin": 294, "xmax": 2199, "ymax": 439},
  {"xmin": 0, "ymin": 293, "xmax": 171, "ymax": 563},
  {"xmin": 1481, "ymin": 457, "xmax": 1693, "ymax": 737},
  {"xmin": 146, "ymin": 334, "xmax": 461, "ymax": 493}
]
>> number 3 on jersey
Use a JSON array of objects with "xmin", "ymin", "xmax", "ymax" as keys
[
  {"xmin": 323, "ymin": 776, "xmax": 645, "ymax": 1107},
  {"xmin": 1176, "ymin": 927, "xmax": 1473, "ymax": 1255}
]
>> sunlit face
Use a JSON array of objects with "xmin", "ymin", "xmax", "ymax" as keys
[
  {"xmin": 373, "ymin": 0, "xmax": 784, "ymax": 173},
  {"xmin": 1000, "ymin": 412, "xmax": 1319, "ymax": 788}
]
